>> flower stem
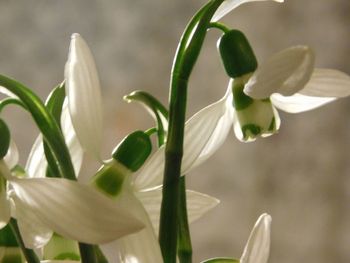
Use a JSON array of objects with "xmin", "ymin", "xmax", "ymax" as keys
[
  {"xmin": 78, "ymin": 243, "xmax": 98, "ymax": 263},
  {"xmin": 159, "ymin": 0, "xmax": 224, "ymax": 262},
  {"xmin": 177, "ymin": 176, "xmax": 192, "ymax": 263},
  {"xmin": 9, "ymin": 218, "xmax": 40, "ymax": 263}
]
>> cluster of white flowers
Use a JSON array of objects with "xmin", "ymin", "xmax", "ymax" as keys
[{"xmin": 1, "ymin": 0, "xmax": 350, "ymax": 262}]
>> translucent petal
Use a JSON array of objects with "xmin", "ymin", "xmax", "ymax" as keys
[
  {"xmin": 270, "ymin": 93, "xmax": 336, "ymax": 113},
  {"xmin": 4, "ymin": 140, "xmax": 19, "ymax": 169},
  {"xmin": 212, "ymin": 0, "xmax": 283, "ymax": 22},
  {"xmin": 105, "ymin": 188, "xmax": 163, "ymax": 263},
  {"xmin": 240, "ymin": 213, "xmax": 271, "ymax": 263},
  {"xmin": 0, "ymin": 185, "xmax": 10, "ymax": 229},
  {"xmin": 65, "ymin": 33, "xmax": 103, "ymax": 160},
  {"xmin": 11, "ymin": 177, "xmax": 144, "ymax": 244},
  {"xmin": 244, "ymin": 46, "xmax": 315, "ymax": 99},
  {"xmin": 25, "ymin": 135, "xmax": 47, "ymax": 178},
  {"xmin": 61, "ymin": 101, "xmax": 84, "ymax": 176},
  {"xmin": 136, "ymin": 188, "xmax": 220, "ymax": 233},
  {"xmin": 299, "ymin": 68, "xmax": 350, "ymax": 97},
  {"xmin": 12, "ymin": 195, "xmax": 53, "ymax": 248},
  {"xmin": 135, "ymin": 95, "xmax": 232, "ymax": 191}
]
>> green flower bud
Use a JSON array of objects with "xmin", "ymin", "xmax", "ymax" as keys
[
  {"xmin": 231, "ymin": 76, "xmax": 280, "ymax": 142},
  {"xmin": 218, "ymin": 29, "xmax": 257, "ymax": 78},
  {"xmin": 112, "ymin": 131, "xmax": 152, "ymax": 172},
  {"xmin": 0, "ymin": 119, "xmax": 10, "ymax": 159}
]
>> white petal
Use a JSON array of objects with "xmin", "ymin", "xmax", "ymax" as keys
[
  {"xmin": 10, "ymin": 177, "xmax": 144, "ymax": 245},
  {"xmin": 212, "ymin": 0, "xmax": 283, "ymax": 22},
  {"xmin": 108, "ymin": 189, "xmax": 163, "ymax": 263},
  {"xmin": 137, "ymin": 188, "xmax": 220, "ymax": 233},
  {"xmin": 0, "ymin": 183, "xmax": 10, "ymax": 229},
  {"xmin": 299, "ymin": 68, "xmax": 350, "ymax": 97},
  {"xmin": 4, "ymin": 140, "xmax": 19, "ymax": 169},
  {"xmin": 65, "ymin": 33, "xmax": 103, "ymax": 160},
  {"xmin": 12, "ymin": 195, "xmax": 53, "ymax": 248},
  {"xmin": 270, "ymin": 93, "xmax": 336, "ymax": 113},
  {"xmin": 240, "ymin": 213, "xmax": 271, "ymax": 263},
  {"xmin": 244, "ymin": 46, "xmax": 315, "ymax": 99},
  {"xmin": 25, "ymin": 135, "xmax": 47, "ymax": 178},
  {"xmin": 135, "ymin": 94, "xmax": 232, "ymax": 191},
  {"xmin": 61, "ymin": 101, "xmax": 84, "ymax": 176}
]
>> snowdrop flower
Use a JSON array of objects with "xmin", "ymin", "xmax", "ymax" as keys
[
  {"xmin": 240, "ymin": 213, "xmax": 271, "ymax": 263},
  {"xmin": 216, "ymin": 29, "xmax": 350, "ymax": 142},
  {"xmin": 201, "ymin": 213, "xmax": 271, "ymax": 263},
  {"xmin": 62, "ymin": 33, "xmax": 219, "ymax": 263},
  {"xmin": 0, "ymin": 153, "xmax": 143, "ymax": 250}
]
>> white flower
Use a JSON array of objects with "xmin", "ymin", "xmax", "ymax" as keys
[
  {"xmin": 0, "ymin": 158, "xmax": 144, "ymax": 249},
  {"xmin": 240, "ymin": 213, "xmax": 271, "ymax": 263},
  {"xmin": 62, "ymin": 33, "xmax": 220, "ymax": 263}
]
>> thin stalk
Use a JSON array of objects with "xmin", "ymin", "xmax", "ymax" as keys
[
  {"xmin": 159, "ymin": 0, "xmax": 224, "ymax": 262},
  {"xmin": 9, "ymin": 218, "xmax": 40, "ymax": 263},
  {"xmin": 177, "ymin": 176, "xmax": 192, "ymax": 263}
]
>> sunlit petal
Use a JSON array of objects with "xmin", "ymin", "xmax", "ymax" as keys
[
  {"xmin": 12, "ymin": 195, "xmax": 53, "ymax": 248},
  {"xmin": 65, "ymin": 33, "xmax": 103, "ymax": 160},
  {"xmin": 0, "ymin": 185, "xmax": 10, "ymax": 229},
  {"xmin": 136, "ymin": 188, "xmax": 220, "ymax": 233},
  {"xmin": 212, "ymin": 0, "xmax": 283, "ymax": 22},
  {"xmin": 104, "ymin": 189, "xmax": 163, "ymax": 263},
  {"xmin": 299, "ymin": 68, "xmax": 350, "ymax": 97},
  {"xmin": 135, "ymin": 95, "xmax": 232, "ymax": 191},
  {"xmin": 240, "ymin": 213, "xmax": 271, "ymax": 263},
  {"xmin": 61, "ymin": 101, "xmax": 84, "ymax": 176},
  {"xmin": 270, "ymin": 93, "xmax": 336, "ymax": 113},
  {"xmin": 25, "ymin": 135, "xmax": 47, "ymax": 178},
  {"xmin": 11, "ymin": 177, "xmax": 144, "ymax": 244},
  {"xmin": 4, "ymin": 140, "xmax": 19, "ymax": 169},
  {"xmin": 244, "ymin": 46, "xmax": 315, "ymax": 99}
]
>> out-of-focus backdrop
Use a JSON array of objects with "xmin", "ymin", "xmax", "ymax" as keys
[{"xmin": 1, "ymin": 0, "xmax": 350, "ymax": 262}]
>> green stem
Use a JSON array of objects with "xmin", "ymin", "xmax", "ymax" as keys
[
  {"xmin": 78, "ymin": 243, "xmax": 97, "ymax": 263},
  {"xmin": 9, "ymin": 218, "xmax": 40, "ymax": 263},
  {"xmin": 177, "ymin": 176, "xmax": 192, "ymax": 263},
  {"xmin": 0, "ymin": 75, "xmax": 76, "ymax": 180},
  {"xmin": 159, "ymin": 0, "xmax": 224, "ymax": 262},
  {"xmin": 209, "ymin": 22, "xmax": 231, "ymax": 33},
  {"xmin": 0, "ymin": 97, "xmax": 27, "ymax": 113}
]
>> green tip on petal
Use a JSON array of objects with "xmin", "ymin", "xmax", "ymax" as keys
[{"xmin": 0, "ymin": 119, "xmax": 10, "ymax": 159}]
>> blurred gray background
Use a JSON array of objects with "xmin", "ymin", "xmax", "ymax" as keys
[{"xmin": 1, "ymin": 0, "xmax": 350, "ymax": 262}]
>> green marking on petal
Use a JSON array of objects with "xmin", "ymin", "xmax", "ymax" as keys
[
  {"xmin": 242, "ymin": 124, "xmax": 261, "ymax": 139},
  {"xmin": 92, "ymin": 161, "xmax": 130, "ymax": 198},
  {"xmin": 261, "ymin": 97, "xmax": 271, "ymax": 103},
  {"xmin": 268, "ymin": 117, "xmax": 276, "ymax": 132},
  {"xmin": 232, "ymin": 76, "xmax": 254, "ymax": 111}
]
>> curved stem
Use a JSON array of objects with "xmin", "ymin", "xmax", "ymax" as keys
[
  {"xmin": 159, "ymin": 0, "xmax": 224, "ymax": 262},
  {"xmin": 0, "ymin": 97, "xmax": 27, "ymax": 113},
  {"xmin": 9, "ymin": 218, "xmax": 40, "ymax": 263},
  {"xmin": 209, "ymin": 22, "xmax": 231, "ymax": 33}
]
